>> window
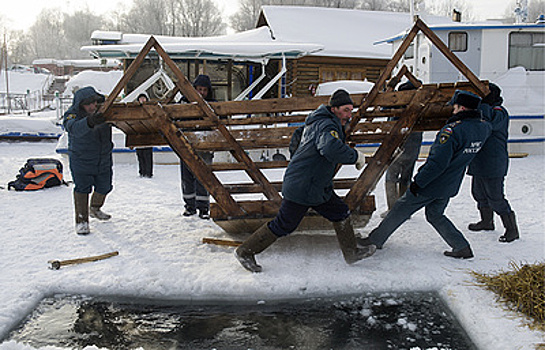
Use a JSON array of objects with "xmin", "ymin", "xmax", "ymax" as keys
[
  {"xmin": 448, "ymin": 32, "xmax": 468, "ymax": 52},
  {"xmin": 404, "ymin": 43, "xmax": 414, "ymax": 59},
  {"xmin": 509, "ymin": 32, "xmax": 545, "ymax": 71}
]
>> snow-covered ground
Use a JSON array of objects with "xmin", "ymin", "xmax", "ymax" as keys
[{"xmin": 0, "ymin": 134, "xmax": 543, "ymax": 349}]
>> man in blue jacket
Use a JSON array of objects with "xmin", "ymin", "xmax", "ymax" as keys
[
  {"xmin": 358, "ymin": 90, "xmax": 492, "ymax": 259},
  {"xmin": 467, "ymin": 83, "xmax": 519, "ymax": 243},
  {"xmin": 235, "ymin": 89, "xmax": 374, "ymax": 273},
  {"xmin": 63, "ymin": 86, "xmax": 113, "ymax": 235}
]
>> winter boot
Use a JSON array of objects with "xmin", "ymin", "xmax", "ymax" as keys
[
  {"xmin": 90, "ymin": 192, "xmax": 111, "ymax": 220},
  {"xmin": 235, "ymin": 223, "xmax": 278, "ymax": 273},
  {"xmin": 333, "ymin": 217, "xmax": 376, "ymax": 264},
  {"xmin": 499, "ymin": 211, "xmax": 520, "ymax": 243},
  {"xmin": 468, "ymin": 207, "xmax": 495, "ymax": 231},
  {"xmin": 198, "ymin": 208, "xmax": 210, "ymax": 220},
  {"xmin": 444, "ymin": 245, "xmax": 474, "ymax": 259},
  {"xmin": 74, "ymin": 191, "xmax": 90, "ymax": 235}
]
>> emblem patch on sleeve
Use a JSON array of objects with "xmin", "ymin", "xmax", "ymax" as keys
[
  {"xmin": 330, "ymin": 130, "xmax": 339, "ymax": 139},
  {"xmin": 439, "ymin": 127, "xmax": 453, "ymax": 144},
  {"xmin": 66, "ymin": 114, "xmax": 76, "ymax": 121}
]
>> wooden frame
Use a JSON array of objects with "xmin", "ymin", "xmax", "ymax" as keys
[{"xmin": 99, "ymin": 19, "xmax": 489, "ymax": 234}]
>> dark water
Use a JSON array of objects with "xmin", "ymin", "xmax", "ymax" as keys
[{"xmin": 5, "ymin": 292, "xmax": 476, "ymax": 350}]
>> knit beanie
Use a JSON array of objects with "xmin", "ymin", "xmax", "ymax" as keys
[{"xmin": 329, "ymin": 89, "xmax": 354, "ymax": 107}]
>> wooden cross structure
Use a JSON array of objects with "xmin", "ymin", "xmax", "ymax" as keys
[{"xmin": 100, "ymin": 19, "xmax": 489, "ymax": 235}]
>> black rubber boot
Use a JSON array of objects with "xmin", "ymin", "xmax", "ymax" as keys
[
  {"xmin": 444, "ymin": 246, "xmax": 474, "ymax": 259},
  {"xmin": 499, "ymin": 212, "xmax": 520, "ymax": 243},
  {"xmin": 333, "ymin": 217, "xmax": 376, "ymax": 264},
  {"xmin": 235, "ymin": 223, "xmax": 278, "ymax": 273},
  {"xmin": 468, "ymin": 207, "xmax": 495, "ymax": 231},
  {"xmin": 74, "ymin": 191, "xmax": 90, "ymax": 235},
  {"xmin": 90, "ymin": 192, "xmax": 111, "ymax": 220}
]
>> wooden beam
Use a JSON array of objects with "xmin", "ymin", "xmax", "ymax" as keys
[
  {"xmin": 415, "ymin": 19, "xmax": 489, "ymax": 97},
  {"xmin": 344, "ymin": 86, "xmax": 438, "ymax": 210}
]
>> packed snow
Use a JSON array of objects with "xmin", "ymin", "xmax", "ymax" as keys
[{"xmin": 0, "ymin": 112, "xmax": 543, "ymax": 349}]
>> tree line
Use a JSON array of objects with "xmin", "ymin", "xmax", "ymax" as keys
[{"xmin": 1, "ymin": 0, "xmax": 541, "ymax": 65}]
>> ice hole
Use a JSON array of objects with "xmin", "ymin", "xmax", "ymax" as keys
[{"xmin": 5, "ymin": 292, "xmax": 476, "ymax": 349}]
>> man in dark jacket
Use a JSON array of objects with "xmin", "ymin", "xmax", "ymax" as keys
[
  {"xmin": 467, "ymin": 83, "xmax": 519, "ymax": 243},
  {"xmin": 180, "ymin": 74, "xmax": 215, "ymax": 219},
  {"xmin": 63, "ymin": 86, "xmax": 113, "ymax": 235},
  {"xmin": 235, "ymin": 89, "xmax": 374, "ymax": 273},
  {"xmin": 358, "ymin": 90, "xmax": 492, "ymax": 259}
]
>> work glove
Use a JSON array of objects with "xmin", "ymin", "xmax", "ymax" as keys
[
  {"xmin": 355, "ymin": 150, "xmax": 366, "ymax": 170},
  {"xmin": 87, "ymin": 112, "xmax": 105, "ymax": 128},
  {"xmin": 409, "ymin": 181, "xmax": 420, "ymax": 196}
]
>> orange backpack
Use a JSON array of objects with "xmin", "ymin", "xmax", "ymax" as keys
[{"xmin": 8, "ymin": 158, "xmax": 67, "ymax": 191}]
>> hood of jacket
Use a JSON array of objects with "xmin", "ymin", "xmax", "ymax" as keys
[
  {"xmin": 68, "ymin": 86, "xmax": 105, "ymax": 115},
  {"xmin": 305, "ymin": 104, "xmax": 344, "ymax": 134}
]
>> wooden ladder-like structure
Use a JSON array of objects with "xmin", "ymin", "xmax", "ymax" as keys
[{"xmin": 100, "ymin": 19, "xmax": 489, "ymax": 235}]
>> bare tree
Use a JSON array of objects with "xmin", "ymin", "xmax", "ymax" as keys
[
  {"xmin": 26, "ymin": 8, "xmax": 67, "ymax": 59},
  {"xmin": 176, "ymin": 0, "xmax": 226, "ymax": 36},
  {"xmin": 63, "ymin": 9, "xmax": 107, "ymax": 58},
  {"xmin": 119, "ymin": 0, "xmax": 173, "ymax": 35}
]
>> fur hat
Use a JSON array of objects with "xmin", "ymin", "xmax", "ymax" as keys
[
  {"xmin": 329, "ymin": 89, "xmax": 354, "ymax": 107},
  {"xmin": 447, "ymin": 90, "xmax": 481, "ymax": 110},
  {"xmin": 482, "ymin": 83, "xmax": 503, "ymax": 106}
]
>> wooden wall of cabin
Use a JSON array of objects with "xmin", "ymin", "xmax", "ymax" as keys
[{"xmin": 284, "ymin": 56, "xmax": 389, "ymax": 97}]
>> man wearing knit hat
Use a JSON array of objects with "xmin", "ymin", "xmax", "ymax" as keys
[
  {"xmin": 358, "ymin": 89, "xmax": 492, "ymax": 259},
  {"xmin": 235, "ymin": 89, "xmax": 373, "ymax": 273}
]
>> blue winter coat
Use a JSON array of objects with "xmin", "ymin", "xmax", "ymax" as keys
[
  {"xmin": 282, "ymin": 104, "xmax": 358, "ymax": 206},
  {"xmin": 413, "ymin": 110, "xmax": 491, "ymax": 198},
  {"xmin": 467, "ymin": 103, "xmax": 509, "ymax": 177},
  {"xmin": 63, "ymin": 87, "xmax": 113, "ymax": 175}
]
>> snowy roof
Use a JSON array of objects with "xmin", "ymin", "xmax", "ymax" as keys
[
  {"xmin": 377, "ymin": 20, "xmax": 545, "ymax": 44},
  {"xmin": 81, "ymin": 27, "xmax": 323, "ymax": 62},
  {"xmin": 32, "ymin": 58, "xmax": 121, "ymax": 68},
  {"xmin": 258, "ymin": 6, "xmax": 453, "ymax": 59}
]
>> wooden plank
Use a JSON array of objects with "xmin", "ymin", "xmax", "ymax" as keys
[
  {"xmin": 223, "ymin": 178, "xmax": 360, "ymax": 194},
  {"xmin": 210, "ymin": 195, "xmax": 376, "ymax": 220}
]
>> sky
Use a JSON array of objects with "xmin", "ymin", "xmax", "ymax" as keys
[{"xmin": 1, "ymin": 0, "xmax": 518, "ymax": 33}]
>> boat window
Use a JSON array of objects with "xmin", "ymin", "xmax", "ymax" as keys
[
  {"xmin": 404, "ymin": 43, "xmax": 415, "ymax": 59},
  {"xmin": 509, "ymin": 32, "xmax": 545, "ymax": 71},
  {"xmin": 448, "ymin": 32, "xmax": 468, "ymax": 52}
]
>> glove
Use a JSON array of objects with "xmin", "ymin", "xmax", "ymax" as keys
[
  {"xmin": 87, "ymin": 112, "xmax": 105, "ymax": 128},
  {"xmin": 355, "ymin": 150, "xmax": 366, "ymax": 170},
  {"xmin": 409, "ymin": 181, "xmax": 420, "ymax": 196}
]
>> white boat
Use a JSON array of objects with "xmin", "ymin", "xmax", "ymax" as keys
[{"xmin": 380, "ymin": 17, "xmax": 545, "ymax": 154}]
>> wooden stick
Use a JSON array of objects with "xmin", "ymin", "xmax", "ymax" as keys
[
  {"xmin": 202, "ymin": 238, "xmax": 242, "ymax": 247},
  {"xmin": 48, "ymin": 251, "xmax": 119, "ymax": 270}
]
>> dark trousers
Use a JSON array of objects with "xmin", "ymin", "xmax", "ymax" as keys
[
  {"xmin": 180, "ymin": 152, "xmax": 213, "ymax": 212},
  {"xmin": 368, "ymin": 191, "xmax": 470, "ymax": 251},
  {"xmin": 136, "ymin": 147, "xmax": 153, "ymax": 177},
  {"xmin": 268, "ymin": 194, "xmax": 350, "ymax": 237},
  {"xmin": 471, "ymin": 176, "xmax": 512, "ymax": 215}
]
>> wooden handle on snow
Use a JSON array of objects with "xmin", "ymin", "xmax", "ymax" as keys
[{"xmin": 48, "ymin": 251, "xmax": 119, "ymax": 270}]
